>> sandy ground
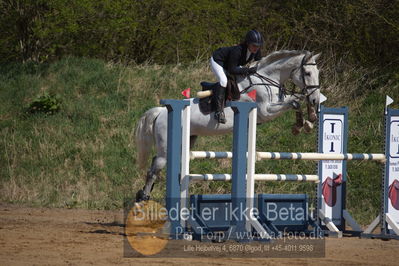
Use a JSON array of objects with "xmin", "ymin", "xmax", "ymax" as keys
[{"xmin": 0, "ymin": 203, "xmax": 398, "ymax": 265}]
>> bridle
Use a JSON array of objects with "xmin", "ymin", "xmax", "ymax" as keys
[
  {"xmin": 298, "ymin": 54, "xmax": 320, "ymax": 100},
  {"xmin": 241, "ymin": 54, "xmax": 320, "ymax": 101}
]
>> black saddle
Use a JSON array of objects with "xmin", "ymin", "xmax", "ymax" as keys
[
  {"xmin": 200, "ymin": 81, "xmax": 218, "ymax": 90},
  {"xmin": 198, "ymin": 81, "xmax": 218, "ymax": 115},
  {"xmin": 198, "ymin": 78, "xmax": 240, "ymax": 115}
]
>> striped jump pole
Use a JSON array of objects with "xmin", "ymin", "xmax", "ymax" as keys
[
  {"xmin": 188, "ymin": 174, "xmax": 319, "ymax": 182},
  {"xmin": 256, "ymin": 152, "xmax": 386, "ymax": 162},
  {"xmin": 190, "ymin": 151, "xmax": 233, "ymax": 159}
]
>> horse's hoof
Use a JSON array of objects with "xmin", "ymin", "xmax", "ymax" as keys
[
  {"xmin": 308, "ymin": 112, "xmax": 317, "ymax": 123},
  {"xmin": 304, "ymin": 120, "xmax": 314, "ymax": 133},
  {"xmin": 291, "ymin": 125, "xmax": 302, "ymax": 135},
  {"xmin": 135, "ymin": 189, "xmax": 150, "ymax": 203}
]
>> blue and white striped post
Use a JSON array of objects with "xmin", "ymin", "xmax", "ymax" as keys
[
  {"xmin": 160, "ymin": 99, "xmax": 190, "ymax": 239},
  {"xmin": 227, "ymin": 101, "xmax": 257, "ymax": 241}
]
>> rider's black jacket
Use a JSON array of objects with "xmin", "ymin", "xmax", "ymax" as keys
[{"xmin": 212, "ymin": 43, "xmax": 261, "ymax": 75}]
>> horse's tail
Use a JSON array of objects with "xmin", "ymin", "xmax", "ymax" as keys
[{"xmin": 135, "ymin": 107, "xmax": 164, "ymax": 170}]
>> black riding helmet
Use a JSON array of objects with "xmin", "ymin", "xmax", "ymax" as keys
[{"xmin": 245, "ymin": 30, "xmax": 263, "ymax": 46}]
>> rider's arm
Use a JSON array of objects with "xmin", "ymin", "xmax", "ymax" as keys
[
  {"xmin": 227, "ymin": 47, "xmax": 251, "ymax": 75},
  {"xmin": 254, "ymin": 50, "xmax": 262, "ymax": 61}
]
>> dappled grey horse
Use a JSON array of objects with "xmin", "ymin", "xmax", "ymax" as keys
[{"xmin": 135, "ymin": 50, "xmax": 321, "ymax": 202}]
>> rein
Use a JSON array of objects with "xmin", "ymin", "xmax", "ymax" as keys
[{"xmin": 241, "ymin": 73, "xmax": 283, "ymax": 94}]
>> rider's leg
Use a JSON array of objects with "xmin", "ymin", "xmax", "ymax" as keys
[
  {"xmin": 213, "ymin": 85, "xmax": 226, "ymax": 123},
  {"xmin": 210, "ymin": 57, "xmax": 227, "ymax": 123}
]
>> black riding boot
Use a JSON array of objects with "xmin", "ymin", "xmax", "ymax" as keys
[{"xmin": 213, "ymin": 85, "xmax": 227, "ymax": 124}]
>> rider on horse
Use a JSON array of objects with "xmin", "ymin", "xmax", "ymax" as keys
[{"xmin": 210, "ymin": 30, "xmax": 263, "ymax": 123}]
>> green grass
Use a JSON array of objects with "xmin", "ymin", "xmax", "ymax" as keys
[{"xmin": 0, "ymin": 56, "xmax": 398, "ymax": 225}]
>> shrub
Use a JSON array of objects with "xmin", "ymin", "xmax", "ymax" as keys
[{"xmin": 27, "ymin": 93, "xmax": 61, "ymax": 115}]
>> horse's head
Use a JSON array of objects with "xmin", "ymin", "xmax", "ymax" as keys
[{"xmin": 290, "ymin": 52, "xmax": 321, "ymax": 107}]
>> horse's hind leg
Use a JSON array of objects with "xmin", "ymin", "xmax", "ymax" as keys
[
  {"xmin": 136, "ymin": 119, "xmax": 167, "ymax": 202},
  {"xmin": 136, "ymin": 135, "xmax": 196, "ymax": 202},
  {"xmin": 136, "ymin": 155, "xmax": 166, "ymax": 202},
  {"xmin": 190, "ymin": 135, "xmax": 198, "ymax": 149}
]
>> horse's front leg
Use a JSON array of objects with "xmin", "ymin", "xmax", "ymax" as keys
[
  {"xmin": 266, "ymin": 98, "xmax": 313, "ymax": 135},
  {"xmin": 307, "ymin": 103, "xmax": 317, "ymax": 122},
  {"xmin": 284, "ymin": 96, "xmax": 317, "ymax": 134},
  {"xmin": 292, "ymin": 109, "xmax": 305, "ymax": 135}
]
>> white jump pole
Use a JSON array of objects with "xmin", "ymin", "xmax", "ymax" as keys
[
  {"xmin": 188, "ymin": 174, "xmax": 319, "ymax": 182},
  {"xmin": 245, "ymin": 107, "xmax": 271, "ymax": 239},
  {"xmin": 189, "ymin": 174, "xmax": 232, "ymax": 181},
  {"xmin": 257, "ymin": 152, "xmax": 386, "ymax": 162},
  {"xmin": 190, "ymin": 151, "xmax": 233, "ymax": 159},
  {"xmin": 254, "ymin": 174, "xmax": 319, "ymax": 182},
  {"xmin": 180, "ymin": 99, "xmax": 191, "ymax": 228},
  {"xmin": 191, "ymin": 151, "xmax": 386, "ymax": 162}
]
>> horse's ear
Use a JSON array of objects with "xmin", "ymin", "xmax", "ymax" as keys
[
  {"xmin": 303, "ymin": 52, "xmax": 313, "ymax": 62},
  {"xmin": 311, "ymin": 53, "xmax": 321, "ymax": 62}
]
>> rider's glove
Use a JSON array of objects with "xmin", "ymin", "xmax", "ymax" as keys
[{"xmin": 246, "ymin": 67, "xmax": 257, "ymax": 75}]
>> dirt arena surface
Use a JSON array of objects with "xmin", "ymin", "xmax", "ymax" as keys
[{"xmin": 0, "ymin": 203, "xmax": 398, "ymax": 265}]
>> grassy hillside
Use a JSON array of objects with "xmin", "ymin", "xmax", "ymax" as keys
[{"xmin": 0, "ymin": 57, "xmax": 398, "ymax": 225}]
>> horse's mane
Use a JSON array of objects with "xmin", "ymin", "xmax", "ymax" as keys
[{"xmin": 251, "ymin": 50, "xmax": 311, "ymax": 68}]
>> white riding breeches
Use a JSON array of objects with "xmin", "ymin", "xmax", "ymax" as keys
[{"xmin": 210, "ymin": 57, "xmax": 227, "ymax": 87}]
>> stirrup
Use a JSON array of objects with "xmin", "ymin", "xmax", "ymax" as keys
[{"xmin": 214, "ymin": 111, "xmax": 226, "ymax": 124}]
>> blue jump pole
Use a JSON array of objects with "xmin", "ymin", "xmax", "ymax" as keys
[
  {"xmin": 227, "ymin": 101, "xmax": 257, "ymax": 241},
  {"xmin": 160, "ymin": 99, "xmax": 190, "ymax": 239}
]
